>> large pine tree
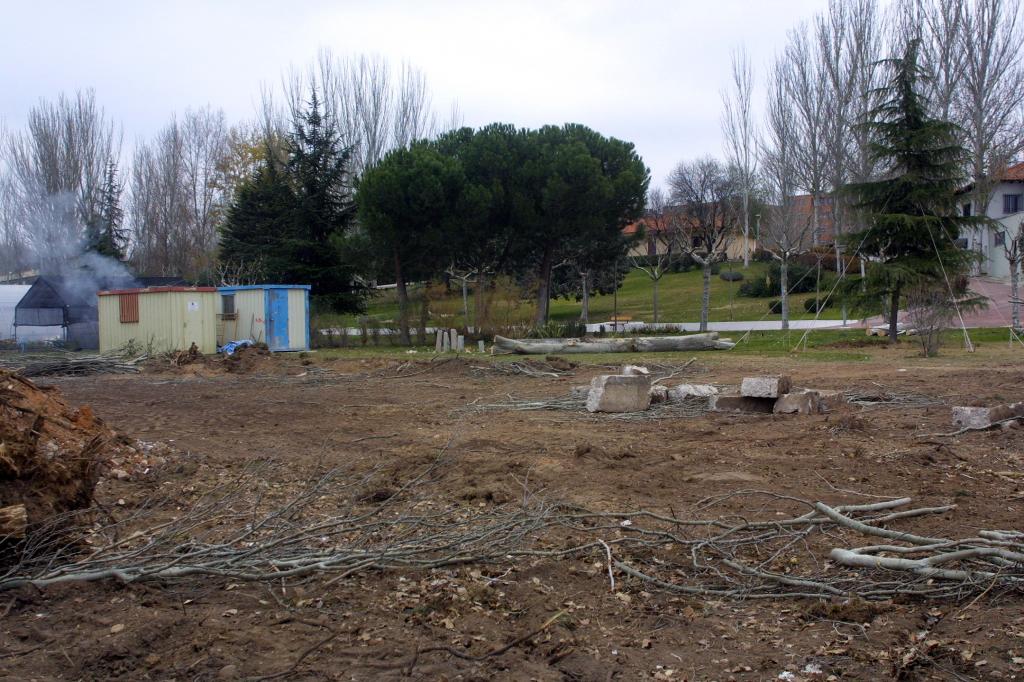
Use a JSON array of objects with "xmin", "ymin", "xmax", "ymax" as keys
[{"xmin": 844, "ymin": 39, "xmax": 976, "ymax": 343}]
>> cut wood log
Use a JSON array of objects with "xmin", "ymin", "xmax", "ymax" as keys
[
  {"xmin": 492, "ymin": 333, "xmax": 734, "ymax": 355},
  {"xmin": 0, "ymin": 504, "xmax": 27, "ymax": 539}
]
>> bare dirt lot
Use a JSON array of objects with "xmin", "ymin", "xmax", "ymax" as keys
[{"xmin": 3, "ymin": 343, "xmax": 1024, "ymax": 681}]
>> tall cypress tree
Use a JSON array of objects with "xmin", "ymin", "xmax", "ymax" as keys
[
  {"xmin": 86, "ymin": 160, "xmax": 127, "ymax": 260},
  {"xmin": 843, "ymin": 39, "xmax": 976, "ymax": 343}
]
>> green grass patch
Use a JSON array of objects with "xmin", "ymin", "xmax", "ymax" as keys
[{"xmin": 315, "ymin": 262, "xmax": 852, "ymax": 330}]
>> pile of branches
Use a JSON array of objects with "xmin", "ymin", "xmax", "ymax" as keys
[
  {"xmin": 845, "ymin": 383, "xmax": 944, "ymax": 409},
  {"xmin": 470, "ymin": 360, "xmax": 575, "ymax": 378},
  {"xmin": 464, "ymin": 394, "xmax": 710, "ymax": 420},
  {"xmin": 0, "ymin": 351, "xmax": 146, "ymax": 378},
  {"xmin": 3, "ymin": 460, "xmax": 1021, "ymax": 601}
]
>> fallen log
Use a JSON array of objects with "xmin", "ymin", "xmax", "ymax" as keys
[
  {"xmin": 0, "ymin": 505, "xmax": 27, "ymax": 539},
  {"xmin": 493, "ymin": 333, "xmax": 734, "ymax": 355}
]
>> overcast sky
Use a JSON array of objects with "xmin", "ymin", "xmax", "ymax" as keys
[{"xmin": 2, "ymin": 0, "xmax": 852, "ymax": 190}]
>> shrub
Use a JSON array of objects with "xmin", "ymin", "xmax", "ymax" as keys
[
  {"xmin": 719, "ymin": 270, "xmax": 744, "ymax": 282},
  {"xmin": 767, "ymin": 300, "xmax": 783, "ymax": 314},
  {"xmin": 803, "ymin": 297, "xmax": 834, "ymax": 313},
  {"xmin": 709, "ymin": 262, "xmax": 722, "ymax": 275},
  {"xmin": 751, "ymin": 248, "xmax": 775, "ymax": 263},
  {"xmin": 739, "ymin": 277, "xmax": 773, "ymax": 298},
  {"xmin": 738, "ymin": 262, "xmax": 821, "ymax": 298}
]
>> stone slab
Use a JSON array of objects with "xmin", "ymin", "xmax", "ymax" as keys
[
  {"xmin": 741, "ymin": 376, "xmax": 792, "ymax": 399},
  {"xmin": 622, "ymin": 365, "xmax": 651, "ymax": 376},
  {"xmin": 586, "ymin": 375, "xmax": 652, "ymax": 413}
]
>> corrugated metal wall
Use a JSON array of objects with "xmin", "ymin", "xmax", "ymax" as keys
[
  {"xmin": 99, "ymin": 290, "xmax": 218, "ymax": 354},
  {"xmin": 286, "ymin": 288, "xmax": 308, "ymax": 351}
]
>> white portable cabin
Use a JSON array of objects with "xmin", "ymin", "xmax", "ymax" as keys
[{"xmin": 216, "ymin": 285, "xmax": 310, "ymax": 351}]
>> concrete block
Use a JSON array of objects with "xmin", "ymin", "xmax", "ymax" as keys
[
  {"xmin": 622, "ymin": 365, "xmax": 651, "ymax": 376},
  {"xmin": 478, "ymin": 340, "xmax": 486, "ymax": 353},
  {"xmin": 774, "ymin": 390, "xmax": 823, "ymax": 415},
  {"xmin": 435, "ymin": 329, "xmax": 443, "ymax": 353},
  {"xmin": 586, "ymin": 375, "xmax": 652, "ymax": 413},
  {"xmin": 741, "ymin": 376, "xmax": 792, "ymax": 399},
  {"xmin": 668, "ymin": 384, "xmax": 719, "ymax": 401},
  {"xmin": 650, "ymin": 385, "xmax": 669, "ymax": 404},
  {"xmin": 711, "ymin": 395, "xmax": 776, "ymax": 414}
]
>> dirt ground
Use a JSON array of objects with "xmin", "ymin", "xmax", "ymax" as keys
[{"xmin": 3, "ymin": 343, "xmax": 1024, "ymax": 681}]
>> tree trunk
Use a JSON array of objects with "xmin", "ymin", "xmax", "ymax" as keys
[
  {"xmin": 811, "ymin": 193, "xmax": 820, "ymax": 247},
  {"xmin": 579, "ymin": 270, "xmax": 590, "ymax": 323},
  {"xmin": 0, "ymin": 504, "xmax": 27, "ymax": 539},
  {"xmin": 780, "ymin": 257, "xmax": 790, "ymax": 331},
  {"xmin": 652, "ymin": 276, "xmax": 660, "ymax": 325},
  {"xmin": 461, "ymin": 278, "xmax": 469, "ymax": 329},
  {"xmin": 534, "ymin": 249, "xmax": 554, "ymax": 326},
  {"xmin": 742, "ymin": 192, "xmax": 750, "ymax": 267},
  {"xmin": 393, "ymin": 249, "xmax": 411, "ymax": 346},
  {"xmin": 700, "ymin": 263, "xmax": 712, "ymax": 332},
  {"xmin": 888, "ymin": 282, "xmax": 901, "ymax": 345},
  {"xmin": 1011, "ymin": 258, "xmax": 1021, "ymax": 333}
]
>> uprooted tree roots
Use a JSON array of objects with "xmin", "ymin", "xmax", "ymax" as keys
[{"xmin": 3, "ymin": 457, "xmax": 1021, "ymax": 602}]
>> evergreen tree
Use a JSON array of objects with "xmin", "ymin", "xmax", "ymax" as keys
[
  {"xmin": 843, "ymin": 39, "xmax": 977, "ymax": 344},
  {"xmin": 219, "ymin": 92, "xmax": 365, "ymax": 312},
  {"xmin": 86, "ymin": 160, "xmax": 127, "ymax": 260},
  {"xmin": 287, "ymin": 90, "xmax": 364, "ymax": 312},
  {"xmin": 220, "ymin": 147, "xmax": 296, "ymax": 282}
]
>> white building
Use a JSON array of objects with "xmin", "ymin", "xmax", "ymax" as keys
[{"xmin": 960, "ymin": 162, "xmax": 1024, "ymax": 281}]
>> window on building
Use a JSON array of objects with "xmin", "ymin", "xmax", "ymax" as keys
[
  {"xmin": 220, "ymin": 293, "xmax": 236, "ymax": 318},
  {"xmin": 119, "ymin": 293, "xmax": 139, "ymax": 323},
  {"xmin": 995, "ymin": 231, "xmax": 1006, "ymax": 247},
  {"xmin": 962, "ymin": 202, "xmax": 972, "ymax": 217},
  {"xmin": 1004, "ymin": 193, "xmax": 1022, "ymax": 215}
]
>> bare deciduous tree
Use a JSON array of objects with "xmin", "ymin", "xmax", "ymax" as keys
[
  {"xmin": 667, "ymin": 158, "xmax": 736, "ymax": 332},
  {"xmin": 760, "ymin": 62, "xmax": 817, "ymax": 330},
  {"xmin": 1004, "ymin": 217, "xmax": 1023, "ymax": 332},
  {"xmin": 4, "ymin": 90, "xmax": 121, "ymax": 269},
  {"xmin": 783, "ymin": 27, "xmax": 829, "ymax": 247},
  {"xmin": 276, "ymin": 50, "xmax": 455, "ymax": 179},
  {"xmin": 958, "ymin": 0, "xmax": 1024, "ymax": 217},
  {"xmin": 628, "ymin": 188, "xmax": 676, "ymax": 324},
  {"xmin": 129, "ymin": 108, "xmax": 229, "ymax": 279},
  {"xmin": 721, "ymin": 47, "xmax": 757, "ymax": 267}
]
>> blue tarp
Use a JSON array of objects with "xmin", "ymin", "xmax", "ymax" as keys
[{"xmin": 220, "ymin": 339, "xmax": 255, "ymax": 355}]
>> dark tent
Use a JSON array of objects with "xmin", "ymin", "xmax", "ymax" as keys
[{"xmin": 15, "ymin": 275, "xmax": 185, "ymax": 349}]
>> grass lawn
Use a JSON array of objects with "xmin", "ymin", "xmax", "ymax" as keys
[
  {"xmin": 317, "ymin": 262, "xmax": 850, "ymax": 330},
  {"xmin": 312, "ymin": 327, "xmax": 1011, "ymax": 363}
]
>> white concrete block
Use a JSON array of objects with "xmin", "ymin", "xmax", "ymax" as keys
[
  {"xmin": 586, "ymin": 375, "xmax": 651, "ymax": 413},
  {"xmin": 741, "ymin": 376, "xmax": 792, "ymax": 399}
]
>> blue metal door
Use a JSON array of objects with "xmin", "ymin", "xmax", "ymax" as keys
[{"xmin": 267, "ymin": 289, "xmax": 289, "ymax": 350}]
